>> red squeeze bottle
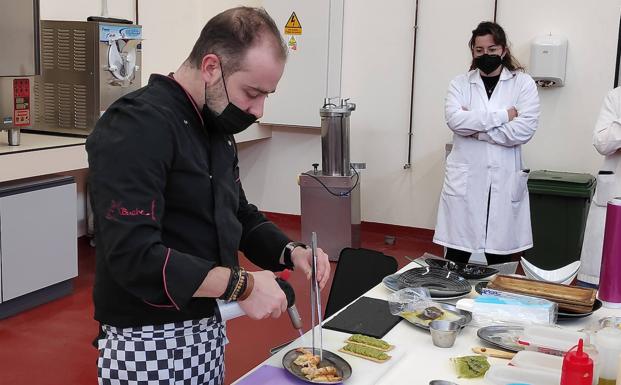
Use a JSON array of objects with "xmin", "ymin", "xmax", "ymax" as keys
[{"xmin": 560, "ymin": 338, "xmax": 593, "ymax": 385}]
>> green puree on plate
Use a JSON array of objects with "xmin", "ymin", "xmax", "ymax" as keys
[
  {"xmin": 342, "ymin": 343, "xmax": 390, "ymax": 361},
  {"xmin": 348, "ymin": 334, "xmax": 390, "ymax": 350},
  {"xmin": 452, "ymin": 355, "xmax": 490, "ymax": 378}
]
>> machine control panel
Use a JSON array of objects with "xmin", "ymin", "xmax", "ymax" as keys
[{"xmin": 13, "ymin": 78, "xmax": 30, "ymax": 126}]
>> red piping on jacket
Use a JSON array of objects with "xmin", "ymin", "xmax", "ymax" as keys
[{"xmin": 163, "ymin": 248, "xmax": 180, "ymax": 310}]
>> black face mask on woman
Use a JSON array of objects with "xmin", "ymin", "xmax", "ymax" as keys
[
  {"xmin": 474, "ymin": 54, "xmax": 503, "ymax": 75},
  {"xmin": 202, "ymin": 61, "xmax": 256, "ymax": 135}
]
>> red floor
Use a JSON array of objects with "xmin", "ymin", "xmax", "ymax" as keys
[{"xmin": 0, "ymin": 214, "xmax": 441, "ymax": 385}]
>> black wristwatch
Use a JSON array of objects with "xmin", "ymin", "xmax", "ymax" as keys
[{"xmin": 282, "ymin": 241, "xmax": 307, "ymax": 267}]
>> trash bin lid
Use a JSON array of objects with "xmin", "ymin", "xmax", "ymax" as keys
[{"xmin": 527, "ymin": 170, "xmax": 596, "ymax": 198}]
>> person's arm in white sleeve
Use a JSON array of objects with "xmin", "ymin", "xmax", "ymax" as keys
[
  {"xmin": 445, "ymin": 77, "xmax": 509, "ymax": 136},
  {"xmin": 593, "ymin": 88, "xmax": 621, "ymax": 156},
  {"xmin": 478, "ymin": 74, "xmax": 539, "ymax": 147}
]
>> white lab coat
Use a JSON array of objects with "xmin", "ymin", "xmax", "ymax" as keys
[
  {"xmin": 434, "ymin": 68, "xmax": 540, "ymax": 254},
  {"xmin": 578, "ymin": 87, "xmax": 621, "ymax": 285}
]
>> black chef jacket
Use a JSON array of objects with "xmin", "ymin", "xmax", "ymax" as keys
[{"xmin": 87, "ymin": 74, "xmax": 292, "ymax": 327}]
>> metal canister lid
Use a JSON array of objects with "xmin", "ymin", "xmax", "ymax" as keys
[{"xmin": 320, "ymin": 97, "xmax": 356, "ymax": 116}]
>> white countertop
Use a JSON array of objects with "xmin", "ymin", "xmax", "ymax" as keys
[
  {"xmin": 0, "ymin": 132, "xmax": 86, "ymax": 155},
  {"xmin": 234, "ymin": 262, "xmax": 621, "ymax": 385},
  {"xmin": 0, "ymin": 132, "xmax": 88, "ymax": 182}
]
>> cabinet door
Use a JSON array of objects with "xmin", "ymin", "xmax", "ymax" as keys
[
  {"xmin": 0, "ymin": 183, "xmax": 78, "ymax": 301},
  {"xmin": 261, "ymin": 0, "xmax": 343, "ymax": 127}
]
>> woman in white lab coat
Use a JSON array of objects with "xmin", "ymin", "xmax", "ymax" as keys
[
  {"xmin": 434, "ymin": 22, "xmax": 540, "ymax": 264},
  {"xmin": 578, "ymin": 87, "xmax": 621, "ymax": 286}
]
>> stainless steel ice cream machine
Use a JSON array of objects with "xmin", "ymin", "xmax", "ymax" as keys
[
  {"xmin": 0, "ymin": 10, "xmax": 142, "ymax": 144},
  {"xmin": 33, "ymin": 20, "xmax": 142, "ymax": 136},
  {"xmin": 0, "ymin": 0, "xmax": 40, "ymax": 146},
  {"xmin": 300, "ymin": 98, "xmax": 361, "ymax": 261}
]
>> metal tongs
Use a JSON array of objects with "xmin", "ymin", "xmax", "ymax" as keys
[{"xmin": 310, "ymin": 232, "xmax": 323, "ymax": 362}]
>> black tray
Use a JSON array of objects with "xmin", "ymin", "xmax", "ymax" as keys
[{"xmin": 323, "ymin": 297, "xmax": 401, "ymax": 339}]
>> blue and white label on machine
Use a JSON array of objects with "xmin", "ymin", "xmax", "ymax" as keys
[{"xmin": 99, "ymin": 24, "xmax": 142, "ymax": 42}]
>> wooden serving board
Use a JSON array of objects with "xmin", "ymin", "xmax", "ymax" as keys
[{"xmin": 486, "ymin": 275, "xmax": 597, "ymax": 313}]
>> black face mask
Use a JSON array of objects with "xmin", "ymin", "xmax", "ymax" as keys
[
  {"xmin": 474, "ymin": 54, "xmax": 503, "ymax": 75},
  {"xmin": 202, "ymin": 62, "xmax": 256, "ymax": 135}
]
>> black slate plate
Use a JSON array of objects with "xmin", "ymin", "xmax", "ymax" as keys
[
  {"xmin": 397, "ymin": 267, "xmax": 472, "ymax": 297},
  {"xmin": 425, "ymin": 258, "xmax": 499, "ymax": 280}
]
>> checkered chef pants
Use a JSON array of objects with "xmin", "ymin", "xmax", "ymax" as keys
[{"xmin": 97, "ymin": 317, "xmax": 228, "ymax": 385}]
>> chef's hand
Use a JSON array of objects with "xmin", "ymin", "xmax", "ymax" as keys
[
  {"xmin": 239, "ymin": 270, "xmax": 287, "ymax": 320},
  {"xmin": 507, "ymin": 106, "xmax": 518, "ymax": 121},
  {"xmin": 291, "ymin": 247, "xmax": 331, "ymax": 290}
]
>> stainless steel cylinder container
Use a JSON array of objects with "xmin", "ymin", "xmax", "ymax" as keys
[{"xmin": 320, "ymin": 98, "xmax": 355, "ymax": 176}]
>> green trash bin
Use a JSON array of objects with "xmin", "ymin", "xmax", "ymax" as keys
[{"xmin": 524, "ymin": 170, "xmax": 596, "ymax": 270}]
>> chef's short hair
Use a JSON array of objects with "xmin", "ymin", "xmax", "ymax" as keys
[{"xmin": 187, "ymin": 7, "xmax": 287, "ymax": 74}]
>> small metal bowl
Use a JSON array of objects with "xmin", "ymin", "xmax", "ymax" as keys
[{"xmin": 430, "ymin": 320, "xmax": 460, "ymax": 348}]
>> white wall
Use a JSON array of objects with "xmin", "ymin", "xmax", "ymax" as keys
[
  {"xmin": 499, "ymin": 0, "xmax": 621, "ymax": 172},
  {"xmin": 39, "ymin": 0, "xmax": 621, "ymax": 231},
  {"xmin": 238, "ymin": 0, "xmax": 621, "ymax": 230}
]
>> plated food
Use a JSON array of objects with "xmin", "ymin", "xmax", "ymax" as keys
[
  {"xmin": 345, "ymin": 334, "xmax": 393, "ymax": 351},
  {"xmin": 339, "ymin": 343, "xmax": 391, "ymax": 363},
  {"xmin": 282, "ymin": 347, "xmax": 352, "ymax": 384},
  {"xmin": 338, "ymin": 334, "xmax": 393, "ymax": 363},
  {"xmin": 451, "ymin": 355, "xmax": 490, "ymax": 379},
  {"xmin": 400, "ymin": 303, "xmax": 471, "ymax": 329},
  {"xmin": 292, "ymin": 348, "xmax": 342, "ymax": 382}
]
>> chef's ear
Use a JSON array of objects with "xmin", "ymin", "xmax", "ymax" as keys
[{"xmin": 200, "ymin": 54, "xmax": 222, "ymax": 86}]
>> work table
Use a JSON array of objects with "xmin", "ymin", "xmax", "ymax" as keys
[{"xmin": 234, "ymin": 261, "xmax": 621, "ymax": 384}]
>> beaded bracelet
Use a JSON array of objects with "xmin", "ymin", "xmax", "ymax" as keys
[
  {"xmin": 229, "ymin": 268, "xmax": 246, "ymax": 301},
  {"xmin": 237, "ymin": 272, "xmax": 254, "ymax": 301}
]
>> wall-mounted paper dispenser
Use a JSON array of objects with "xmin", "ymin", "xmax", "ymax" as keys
[{"xmin": 530, "ymin": 35, "xmax": 568, "ymax": 88}]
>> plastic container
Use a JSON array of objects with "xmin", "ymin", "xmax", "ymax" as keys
[
  {"xmin": 595, "ymin": 327, "xmax": 621, "ymax": 384},
  {"xmin": 457, "ymin": 290, "xmax": 556, "ymax": 326},
  {"xmin": 518, "ymin": 325, "xmax": 590, "ymax": 356},
  {"xmin": 510, "ymin": 350, "xmax": 563, "ymax": 373},
  {"xmin": 525, "ymin": 170, "xmax": 596, "ymax": 270},
  {"xmin": 485, "ymin": 365, "xmax": 560, "ymax": 385},
  {"xmin": 560, "ymin": 339, "xmax": 593, "ymax": 385}
]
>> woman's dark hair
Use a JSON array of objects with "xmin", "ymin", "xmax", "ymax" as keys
[
  {"xmin": 468, "ymin": 21, "xmax": 523, "ymax": 72},
  {"xmin": 187, "ymin": 7, "xmax": 287, "ymax": 74}
]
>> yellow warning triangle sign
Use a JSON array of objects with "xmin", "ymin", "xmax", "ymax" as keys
[{"xmin": 284, "ymin": 12, "xmax": 302, "ymax": 35}]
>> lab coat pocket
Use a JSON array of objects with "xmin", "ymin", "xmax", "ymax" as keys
[
  {"xmin": 594, "ymin": 171, "xmax": 615, "ymax": 207},
  {"xmin": 511, "ymin": 170, "xmax": 530, "ymax": 202},
  {"xmin": 443, "ymin": 162, "xmax": 469, "ymax": 197}
]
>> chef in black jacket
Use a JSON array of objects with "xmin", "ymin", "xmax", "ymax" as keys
[{"xmin": 87, "ymin": 7, "xmax": 330, "ymax": 385}]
